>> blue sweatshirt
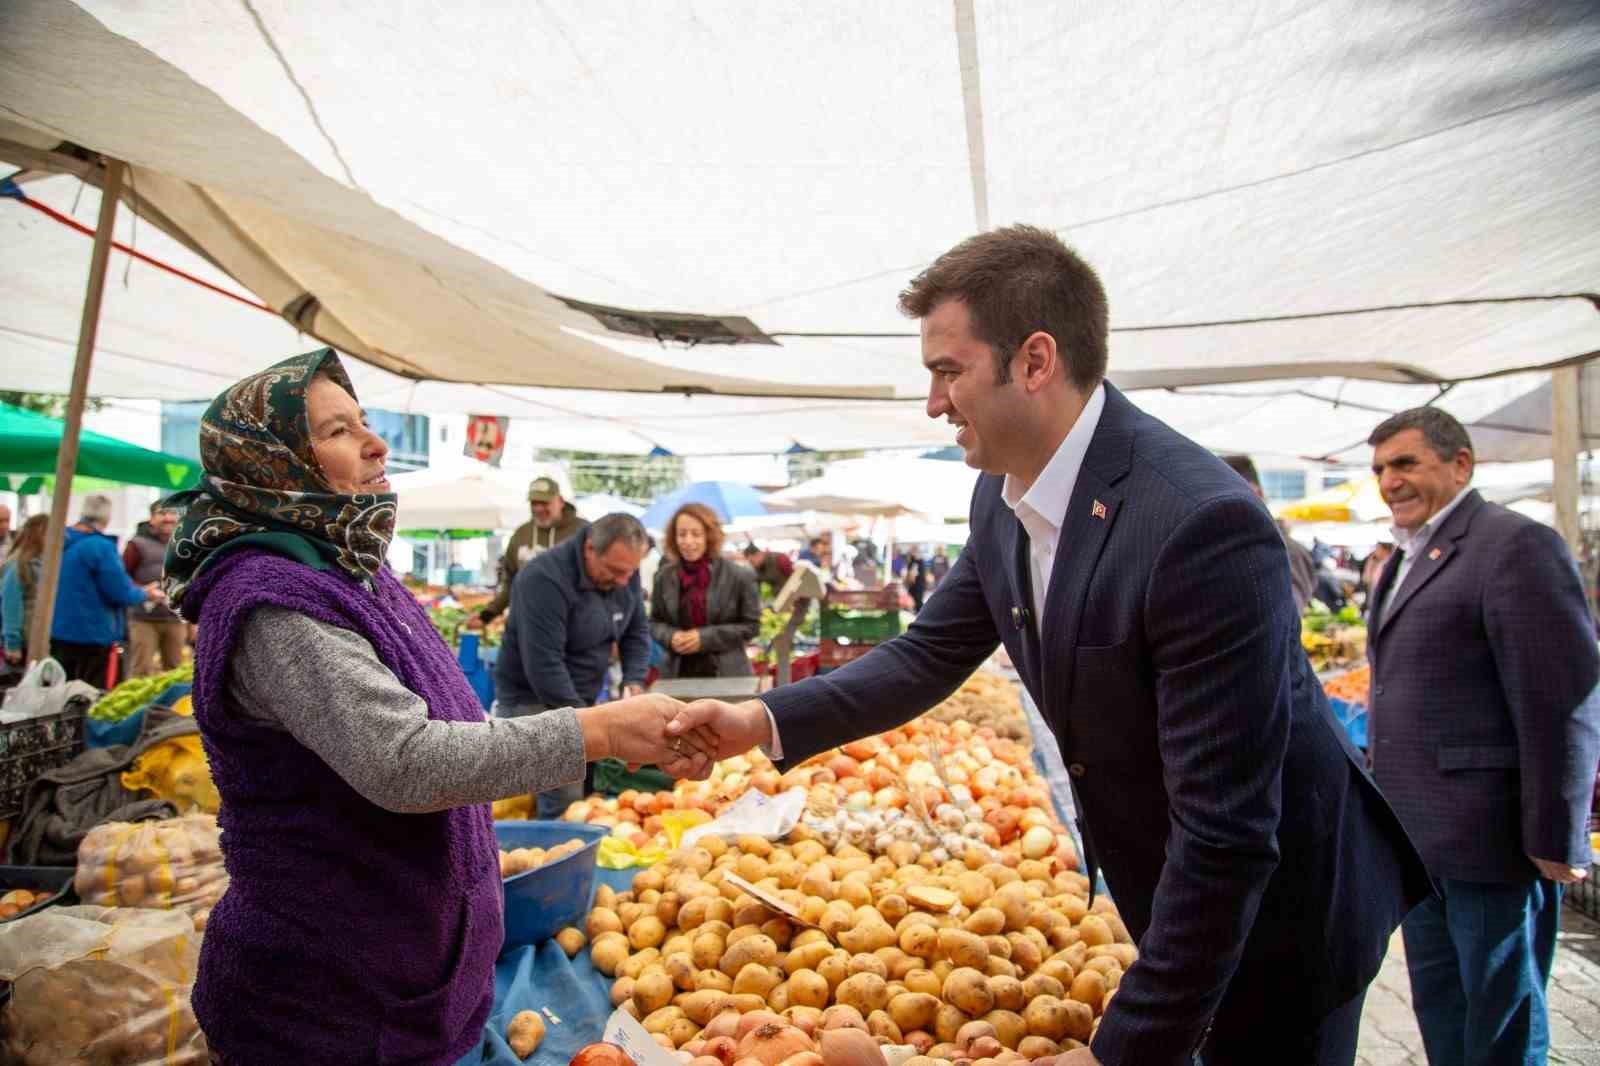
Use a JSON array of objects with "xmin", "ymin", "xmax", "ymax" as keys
[
  {"xmin": 495, "ymin": 529, "xmax": 648, "ymax": 708},
  {"xmin": 1, "ymin": 559, "xmax": 28, "ymax": 653},
  {"xmin": 50, "ymin": 525, "xmax": 148, "ymax": 645}
]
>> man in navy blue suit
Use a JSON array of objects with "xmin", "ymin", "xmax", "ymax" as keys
[
  {"xmin": 1364, "ymin": 407, "xmax": 1599, "ymax": 1065},
  {"xmin": 669, "ymin": 225, "xmax": 1430, "ymax": 1065}
]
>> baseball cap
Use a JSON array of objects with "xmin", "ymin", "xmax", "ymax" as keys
[{"xmin": 528, "ymin": 477, "xmax": 560, "ymax": 502}]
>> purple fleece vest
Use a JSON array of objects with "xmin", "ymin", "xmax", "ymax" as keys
[{"xmin": 185, "ymin": 551, "xmax": 501, "ymax": 1065}]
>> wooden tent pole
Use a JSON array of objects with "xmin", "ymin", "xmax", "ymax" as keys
[
  {"xmin": 27, "ymin": 159, "xmax": 126, "ymax": 665},
  {"xmin": 1552, "ymin": 366, "xmax": 1581, "ymax": 556}
]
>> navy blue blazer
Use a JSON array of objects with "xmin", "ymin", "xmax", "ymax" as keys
[
  {"xmin": 1366, "ymin": 489, "xmax": 1600, "ymax": 883},
  {"xmin": 764, "ymin": 385, "xmax": 1430, "ymax": 1065}
]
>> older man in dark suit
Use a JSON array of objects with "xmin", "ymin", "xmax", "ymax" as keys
[
  {"xmin": 669, "ymin": 225, "xmax": 1430, "ymax": 1066},
  {"xmin": 1365, "ymin": 407, "xmax": 1600, "ymax": 1065}
]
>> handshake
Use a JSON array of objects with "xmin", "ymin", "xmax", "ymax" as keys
[{"xmin": 584, "ymin": 694, "xmax": 779, "ymax": 780}]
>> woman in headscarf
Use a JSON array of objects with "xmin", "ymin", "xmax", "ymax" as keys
[
  {"xmin": 649, "ymin": 502, "xmax": 760, "ymax": 680},
  {"xmin": 167, "ymin": 350, "xmax": 710, "ymax": 1064}
]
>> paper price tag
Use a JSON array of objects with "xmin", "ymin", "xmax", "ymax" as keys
[
  {"xmin": 603, "ymin": 1008, "xmax": 680, "ymax": 1066},
  {"xmin": 720, "ymin": 871, "xmax": 824, "ymax": 933},
  {"xmin": 680, "ymin": 787, "xmax": 807, "ymax": 849}
]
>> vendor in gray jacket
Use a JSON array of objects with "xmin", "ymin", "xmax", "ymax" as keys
[
  {"xmin": 651, "ymin": 503, "xmax": 761, "ymax": 679},
  {"xmin": 495, "ymin": 513, "xmax": 652, "ymax": 817}
]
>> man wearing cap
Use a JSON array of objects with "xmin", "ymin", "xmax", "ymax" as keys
[{"xmin": 479, "ymin": 477, "xmax": 588, "ymax": 625}]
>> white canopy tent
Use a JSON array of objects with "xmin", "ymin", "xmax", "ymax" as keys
[
  {"xmin": 387, "ymin": 464, "xmax": 564, "ymax": 533},
  {"xmin": 573, "ymin": 493, "xmax": 643, "ymax": 522},
  {"xmin": 2, "ymin": 0, "xmax": 1598, "ymax": 402},
  {"xmin": 0, "ymin": 167, "xmax": 1578, "ymax": 462},
  {"xmin": 5, "ymin": 1, "xmax": 1599, "ymax": 651},
  {"xmin": 764, "ymin": 458, "xmax": 981, "ymax": 520}
]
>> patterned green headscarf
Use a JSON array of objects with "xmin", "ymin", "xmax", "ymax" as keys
[{"xmin": 164, "ymin": 349, "xmax": 397, "ymax": 607}]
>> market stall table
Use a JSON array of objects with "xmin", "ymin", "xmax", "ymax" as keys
[{"xmin": 460, "ymin": 867, "xmax": 638, "ymax": 1066}]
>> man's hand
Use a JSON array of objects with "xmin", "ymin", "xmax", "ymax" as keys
[
  {"xmin": 666, "ymin": 699, "xmax": 773, "ymax": 762},
  {"xmin": 622, "ymin": 683, "xmax": 645, "ymax": 699},
  {"xmin": 143, "ymin": 582, "xmax": 166, "ymax": 604},
  {"xmin": 461, "ymin": 614, "xmax": 485, "ymax": 632},
  {"xmin": 585, "ymin": 694, "xmax": 715, "ymax": 779},
  {"xmin": 3, "ymin": 649, "xmax": 20, "ymax": 666},
  {"xmin": 1530, "ymin": 856, "xmax": 1590, "ymax": 883},
  {"xmin": 669, "ymin": 629, "xmax": 702, "ymax": 654}
]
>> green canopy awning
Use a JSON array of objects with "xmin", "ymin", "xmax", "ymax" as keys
[{"xmin": 0, "ymin": 402, "xmax": 201, "ymax": 492}]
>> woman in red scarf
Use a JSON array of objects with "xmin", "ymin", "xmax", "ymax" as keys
[{"xmin": 649, "ymin": 503, "xmax": 760, "ymax": 679}]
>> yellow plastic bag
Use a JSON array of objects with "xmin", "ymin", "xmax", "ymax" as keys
[
  {"xmin": 658, "ymin": 808, "xmax": 712, "ymax": 849},
  {"xmin": 596, "ymin": 835, "xmax": 667, "ymax": 870},
  {"xmin": 120, "ymin": 735, "xmax": 220, "ymax": 815},
  {"xmin": 491, "ymin": 794, "xmax": 534, "ymax": 821}
]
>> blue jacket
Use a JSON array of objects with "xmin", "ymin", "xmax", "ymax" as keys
[
  {"xmin": 50, "ymin": 525, "xmax": 148, "ymax": 646},
  {"xmin": 763, "ymin": 384, "xmax": 1430, "ymax": 1064},
  {"xmin": 495, "ymin": 529, "xmax": 649, "ymax": 708},
  {"xmin": 2, "ymin": 559, "xmax": 27, "ymax": 653}
]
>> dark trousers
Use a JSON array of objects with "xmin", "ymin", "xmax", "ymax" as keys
[
  {"xmin": 1202, "ymin": 988, "xmax": 1367, "ymax": 1065},
  {"xmin": 1401, "ymin": 876, "xmax": 1561, "ymax": 1066},
  {"xmin": 50, "ymin": 640, "xmax": 113, "ymax": 687}
]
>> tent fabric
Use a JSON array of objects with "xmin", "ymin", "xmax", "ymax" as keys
[
  {"xmin": 0, "ymin": 168, "xmax": 1578, "ymax": 463},
  {"xmin": 1, "ymin": 0, "xmax": 1598, "ymax": 407},
  {"xmin": 388, "ymin": 465, "xmax": 555, "ymax": 534},
  {"xmin": 0, "ymin": 400, "xmax": 199, "ymax": 490}
]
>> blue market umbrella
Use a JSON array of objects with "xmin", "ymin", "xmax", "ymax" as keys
[{"xmin": 640, "ymin": 481, "xmax": 769, "ymax": 530}]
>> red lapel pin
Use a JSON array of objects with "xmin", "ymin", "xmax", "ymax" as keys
[
  {"xmin": 1091, "ymin": 500, "xmax": 1107, "ymax": 520},
  {"xmin": 1428, "ymin": 547, "xmax": 1441, "ymax": 560}
]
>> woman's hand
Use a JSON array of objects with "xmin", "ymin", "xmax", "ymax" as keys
[
  {"xmin": 670, "ymin": 629, "xmax": 703, "ymax": 654},
  {"xmin": 579, "ymin": 694, "xmax": 715, "ymax": 779}
]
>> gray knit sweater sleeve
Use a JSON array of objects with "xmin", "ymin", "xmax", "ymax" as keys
[{"xmin": 226, "ymin": 606, "xmax": 588, "ymax": 814}]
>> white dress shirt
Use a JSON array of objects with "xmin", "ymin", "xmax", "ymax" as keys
[
  {"xmin": 1379, "ymin": 486, "xmax": 1469, "ymax": 622},
  {"xmin": 762, "ymin": 383, "xmax": 1107, "ymax": 755},
  {"xmin": 1001, "ymin": 383, "xmax": 1107, "ymax": 636}
]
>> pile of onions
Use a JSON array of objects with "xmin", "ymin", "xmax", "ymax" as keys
[
  {"xmin": 736, "ymin": 1023, "xmax": 818, "ymax": 1066},
  {"xmin": 820, "ymin": 1028, "xmax": 888, "ymax": 1066}
]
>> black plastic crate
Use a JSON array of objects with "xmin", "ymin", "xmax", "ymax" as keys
[{"xmin": 0, "ymin": 705, "xmax": 87, "ymax": 821}]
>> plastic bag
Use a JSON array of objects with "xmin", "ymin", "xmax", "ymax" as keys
[
  {"xmin": 0, "ymin": 657, "xmax": 94, "ymax": 723},
  {"xmin": 0, "ymin": 905, "xmax": 207, "ymax": 1065},
  {"xmin": 596, "ymin": 834, "xmax": 667, "ymax": 869},
  {"xmin": 491, "ymin": 793, "xmax": 533, "ymax": 821},
  {"xmin": 74, "ymin": 814, "xmax": 227, "ymax": 931},
  {"xmin": 120, "ymin": 735, "xmax": 220, "ymax": 814}
]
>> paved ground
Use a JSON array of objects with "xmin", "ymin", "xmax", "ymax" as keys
[{"xmin": 1356, "ymin": 904, "xmax": 1600, "ymax": 1065}]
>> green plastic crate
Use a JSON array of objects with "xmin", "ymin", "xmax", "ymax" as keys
[{"xmin": 820, "ymin": 608, "xmax": 903, "ymax": 642}]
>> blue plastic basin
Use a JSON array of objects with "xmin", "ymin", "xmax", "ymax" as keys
[{"xmin": 493, "ymin": 821, "xmax": 609, "ymax": 952}]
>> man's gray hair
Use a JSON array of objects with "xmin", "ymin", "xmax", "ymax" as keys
[
  {"xmin": 1368, "ymin": 407, "xmax": 1474, "ymax": 463},
  {"xmin": 80, "ymin": 494, "xmax": 114, "ymax": 526},
  {"xmin": 589, "ymin": 513, "xmax": 649, "ymax": 554}
]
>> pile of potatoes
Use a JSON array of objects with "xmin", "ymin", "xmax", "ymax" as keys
[
  {"xmin": 73, "ymin": 814, "xmax": 226, "ymax": 932},
  {"xmin": 498, "ymin": 837, "xmax": 589, "ymax": 878},
  {"xmin": 922, "ymin": 673, "xmax": 1030, "ymax": 743},
  {"xmin": 585, "ymin": 834, "xmax": 1136, "ymax": 1063}
]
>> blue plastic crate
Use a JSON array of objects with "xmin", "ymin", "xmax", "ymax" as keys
[
  {"xmin": 458, "ymin": 634, "xmax": 496, "ymax": 712},
  {"xmin": 1327, "ymin": 697, "xmax": 1369, "ymax": 749},
  {"xmin": 493, "ymin": 821, "xmax": 608, "ymax": 952}
]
